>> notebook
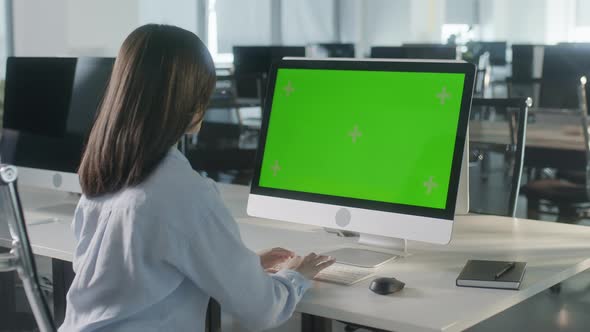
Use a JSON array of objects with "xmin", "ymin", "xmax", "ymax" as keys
[{"xmin": 456, "ymin": 260, "xmax": 527, "ymax": 290}]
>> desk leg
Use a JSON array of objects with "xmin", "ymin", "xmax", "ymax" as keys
[
  {"xmin": 0, "ymin": 247, "xmax": 16, "ymax": 328},
  {"xmin": 301, "ymin": 313, "xmax": 332, "ymax": 332},
  {"xmin": 205, "ymin": 298, "xmax": 221, "ymax": 332},
  {"xmin": 52, "ymin": 259, "xmax": 75, "ymax": 327}
]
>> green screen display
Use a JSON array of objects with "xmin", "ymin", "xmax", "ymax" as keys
[{"xmin": 259, "ymin": 68, "xmax": 465, "ymax": 209}]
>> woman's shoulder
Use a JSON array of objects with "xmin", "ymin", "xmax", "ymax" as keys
[{"xmin": 130, "ymin": 150, "xmax": 220, "ymax": 211}]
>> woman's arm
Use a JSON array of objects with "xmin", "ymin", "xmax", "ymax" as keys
[{"xmin": 161, "ymin": 182, "xmax": 331, "ymax": 331}]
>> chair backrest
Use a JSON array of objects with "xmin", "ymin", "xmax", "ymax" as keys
[
  {"xmin": 0, "ymin": 165, "xmax": 55, "ymax": 332},
  {"xmin": 469, "ymin": 98, "xmax": 531, "ymax": 217},
  {"xmin": 579, "ymin": 76, "xmax": 590, "ymax": 200}
]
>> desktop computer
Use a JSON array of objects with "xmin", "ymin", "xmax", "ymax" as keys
[
  {"xmin": 1, "ymin": 57, "xmax": 114, "ymax": 194},
  {"xmin": 248, "ymin": 58, "xmax": 475, "ymax": 272},
  {"xmin": 308, "ymin": 43, "xmax": 356, "ymax": 58},
  {"xmin": 232, "ymin": 46, "xmax": 306, "ymax": 102}
]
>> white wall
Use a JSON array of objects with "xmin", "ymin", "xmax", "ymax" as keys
[
  {"xmin": 66, "ymin": 0, "xmax": 138, "ymax": 56},
  {"xmin": 12, "ymin": 0, "xmax": 70, "ymax": 56},
  {"xmin": 364, "ymin": 0, "xmax": 411, "ymax": 46},
  {"xmin": 282, "ymin": 0, "xmax": 335, "ymax": 45},
  {"xmin": 11, "ymin": 0, "xmax": 200, "ymax": 57},
  {"xmin": 139, "ymin": 0, "xmax": 199, "ymax": 34},
  {"xmin": 215, "ymin": 0, "xmax": 272, "ymax": 53}
]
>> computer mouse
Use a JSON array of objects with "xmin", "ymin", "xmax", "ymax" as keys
[{"xmin": 369, "ymin": 277, "xmax": 405, "ymax": 295}]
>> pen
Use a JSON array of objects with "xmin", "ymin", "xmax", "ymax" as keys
[{"xmin": 495, "ymin": 262, "xmax": 516, "ymax": 280}]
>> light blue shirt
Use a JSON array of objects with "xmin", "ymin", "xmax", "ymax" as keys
[{"xmin": 59, "ymin": 148, "xmax": 311, "ymax": 332}]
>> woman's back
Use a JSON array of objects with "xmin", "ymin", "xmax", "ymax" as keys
[{"xmin": 61, "ymin": 149, "xmax": 218, "ymax": 331}]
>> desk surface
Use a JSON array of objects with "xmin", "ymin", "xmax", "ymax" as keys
[
  {"xmin": 2, "ymin": 184, "xmax": 590, "ymax": 332},
  {"xmin": 470, "ymin": 120, "xmax": 585, "ymax": 151}
]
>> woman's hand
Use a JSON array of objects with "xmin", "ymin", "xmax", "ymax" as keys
[
  {"xmin": 285, "ymin": 253, "xmax": 336, "ymax": 280},
  {"xmin": 258, "ymin": 247, "xmax": 295, "ymax": 272}
]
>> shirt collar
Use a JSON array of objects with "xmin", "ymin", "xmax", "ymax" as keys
[{"xmin": 168, "ymin": 146, "xmax": 190, "ymax": 164}]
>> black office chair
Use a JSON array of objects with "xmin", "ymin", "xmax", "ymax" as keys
[
  {"xmin": 521, "ymin": 77, "xmax": 590, "ymax": 222},
  {"xmin": 469, "ymin": 97, "xmax": 532, "ymax": 217},
  {"xmin": 0, "ymin": 164, "xmax": 56, "ymax": 332},
  {"xmin": 506, "ymin": 77, "xmax": 542, "ymax": 110},
  {"xmin": 187, "ymin": 121, "xmax": 258, "ymax": 184}
]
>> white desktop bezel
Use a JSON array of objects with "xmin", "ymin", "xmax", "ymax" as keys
[
  {"xmin": 248, "ymin": 195, "xmax": 454, "ymax": 245},
  {"xmin": 455, "ymin": 137, "xmax": 469, "ymax": 215},
  {"xmin": 16, "ymin": 167, "xmax": 81, "ymax": 194}
]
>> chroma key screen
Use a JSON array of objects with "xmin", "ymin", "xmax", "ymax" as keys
[{"xmin": 258, "ymin": 68, "xmax": 465, "ymax": 210}]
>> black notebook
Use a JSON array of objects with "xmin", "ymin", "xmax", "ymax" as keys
[{"xmin": 456, "ymin": 260, "xmax": 527, "ymax": 290}]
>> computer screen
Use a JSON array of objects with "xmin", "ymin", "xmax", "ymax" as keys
[
  {"xmin": 1, "ymin": 57, "xmax": 113, "ymax": 175},
  {"xmin": 312, "ymin": 43, "xmax": 355, "ymax": 58},
  {"xmin": 370, "ymin": 47, "xmax": 406, "ymax": 59},
  {"xmin": 3, "ymin": 58, "xmax": 77, "ymax": 137},
  {"xmin": 251, "ymin": 60, "xmax": 474, "ymax": 223},
  {"xmin": 371, "ymin": 46, "xmax": 457, "ymax": 60},
  {"xmin": 233, "ymin": 46, "xmax": 306, "ymax": 100}
]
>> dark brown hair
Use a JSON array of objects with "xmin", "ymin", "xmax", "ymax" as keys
[{"xmin": 79, "ymin": 24, "xmax": 216, "ymax": 197}]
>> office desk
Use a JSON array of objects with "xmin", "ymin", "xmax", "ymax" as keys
[
  {"xmin": 470, "ymin": 121, "xmax": 586, "ymax": 170},
  {"xmin": 2, "ymin": 185, "xmax": 590, "ymax": 332},
  {"xmin": 470, "ymin": 121, "xmax": 585, "ymax": 152}
]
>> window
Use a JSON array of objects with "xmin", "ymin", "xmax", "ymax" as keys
[
  {"xmin": 0, "ymin": 0, "xmax": 10, "ymax": 79},
  {"xmin": 574, "ymin": 0, "xmax": 590, "ymax": 41},
  {"xmin": 442, "ymin": 0, "xmax": 479, "ymax": 44},
  {"xmin": 281, "ymin": 0, "xmax": 336, "ymax": 45},
  {"xmin": 209, "ymin": 0, "xmax": 272, "ymax": 64},
  {"xmin": 572, "ymin": 27, "xmax": 590, "ymax": 42},
  {"xmin": 441, "ymin": 24, "xmax": 474, "ymax": 44}
]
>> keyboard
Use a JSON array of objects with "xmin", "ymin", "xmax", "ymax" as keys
[{"xmin": 314, "ymin": 263, "xmax": 375, "ymax": 286}]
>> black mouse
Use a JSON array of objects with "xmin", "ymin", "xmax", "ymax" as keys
[{"xmin": 369, "ymin": 277, "xmax": 405, "ymax": 295}]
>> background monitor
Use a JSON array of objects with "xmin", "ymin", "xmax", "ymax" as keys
[
  {"xmin": 309, "ymin": 43, "xmax": 356, "ymax": 58},
  {"xmin": 371, "ymin": 45, "xmax": 458, "ymax": 60},
  {"xmin": 1, "ymin": 57, "xmax": 114, "ymax": 193},
  {"xmin": 232, "ymin": 46, "xmax": 306, "ymax": 101},
  {"xmin": 248, "ymin": 58, "xmax": 475, "ymax": 249}
]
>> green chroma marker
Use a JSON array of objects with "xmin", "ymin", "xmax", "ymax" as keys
[{"xmin": 259, "ymin": 68, "xmax": 465, "ymax": 210}]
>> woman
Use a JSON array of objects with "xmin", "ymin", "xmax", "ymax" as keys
[{"xmin": 59, "ymin": 24, "xmax": 335, "ymax": 332}]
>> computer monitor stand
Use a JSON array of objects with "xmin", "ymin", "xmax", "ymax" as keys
[{"xmin": 323, "ymin": 234, "xmax": 408, "ymax": 268}]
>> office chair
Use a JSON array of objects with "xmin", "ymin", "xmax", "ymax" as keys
[
  {"xmin": 0, "ymin": 164, "xmax": 56, "ymax": 332},
  {"xmin": 469, "ymin": 98, "xmax": 531, "ymax": 217},
  {"xmin": 187, "ymin": 121, "xmax": 258, "ymax": 184},
  {"xmin": 521, "ymin": 77, "xmax": 590, "ymax": 222},
  {"xmin": 474, "ymin": 52, "xmax": 491, "ymax": 98}
]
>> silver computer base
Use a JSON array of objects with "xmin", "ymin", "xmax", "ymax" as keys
[{"xmin": 323, "ymin": 234, "xmax": 408, "ymax": 268}]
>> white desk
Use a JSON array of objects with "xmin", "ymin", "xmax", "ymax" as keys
[
  {"xmin": 470, "ymin": 121, "xmax": 585, "ymax": 151},
  {"xmin": 2, "ymin": 185, "xmax": 590, "ymax": 332}
]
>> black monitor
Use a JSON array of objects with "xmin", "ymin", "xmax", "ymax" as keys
[
  {"xmin": 1, "ymin": 57, "xmax": 113, "ymax": 191},
  {"xmin": 371, "ymin": 45, "xmax": 457, "ymax": 60},
  {"xmin": 232, "ymin": 46, "xmax": 306, "ymax": 100},
  {"xmin": 511, "ymin": 44, "xmax": 535, "ymax": 80},
  {"xmin": 540, "ymin": 46, "xmax": 590, "ymax": 108},
  {"xmin": 472, "ymin": 41, "xmax": 507, "ymax": 66},
  {"xmin": 370, "ymin": 46, "xmax": 406, "ymax": 59},
  {"xmin": 313, "ymin": 43, "xmax": 355, "ymax": 58}
]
